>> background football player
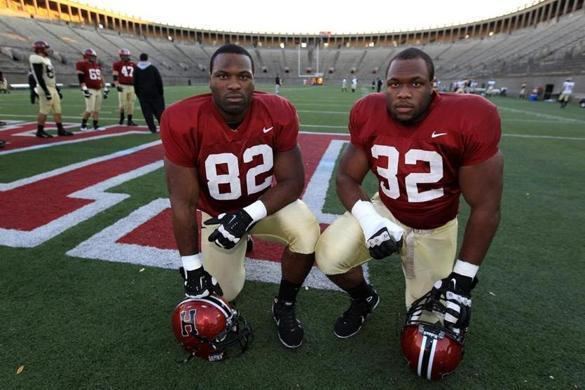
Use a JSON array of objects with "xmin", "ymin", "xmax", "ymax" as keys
[
  {"xmin": 29, "ymin": 41, "xmax": 73, "ymax": 138},
  {"xmin": 315, "ymin": 48, "xmax": 503, "ymax": 356},
  {"xmin": 161, "ymin": 44, "xmax": 320, "ymax": 350},
  {"xmin": 112, "ymin": 48, "xmax": 137, "ymax": 126},
  {"xmin": 76, "ymin": 48, "xmax": 108, "ymax": 131}
]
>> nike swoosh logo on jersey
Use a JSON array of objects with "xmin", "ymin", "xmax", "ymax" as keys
[
  {"xmin": 262, "ymin": 126, "xmax": 273, "ymax": 133},
  {"xmin": 431, "ymin": 131, "xmax": 447, "ymax": 138}
]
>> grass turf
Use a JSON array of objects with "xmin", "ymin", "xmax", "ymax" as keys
[{"xmin": 1, "ymin": 85, "xmax": 584, "ymax": 388}]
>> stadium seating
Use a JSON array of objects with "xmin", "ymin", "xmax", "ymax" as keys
[{"xmin": 1, "ymin": 11, "xmax": 584, "ymax": 93}]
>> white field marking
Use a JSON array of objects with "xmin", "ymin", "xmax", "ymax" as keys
[
  {"xmin": 0, "ymin": 130, "xmax": 153, "ymax": 155},
  {"xmin": 499, "ymin": 106, "xmax": 585, "ymax": 124},
  {"xmin": 0, "ymin": 140, "xmax": 161, "ymax": 191},
  {"xmin": 299, "ymin": 127, "xmax": 584, "ymax": 141},
  {"xmin": 502, "ymin": 134, "xmax": 585, "ymax": 141},
  {"xmin": 0, "ymin": 160, "xmax": 163, "ymax": 248},
  {"xmin": 0, "ymin": 113, "xmax": 144, "ymax": 122},
  {"xmin": 301, "ymin": 124, "xmax": 347, "ymax": 129},
  {"xmin": 66, "ymin": 196, "xmax": 343, "ymax": 290},
  {"xmin": 297, "ymin": 109, "xmax": 347, "ymax": 115},
  {"xmin": 12, "ymin": 123, "xmax": 112, "ymax": 137},
  {"xmin": 302, "ymin": 139, "xmax": 348, "ymax": 224}
]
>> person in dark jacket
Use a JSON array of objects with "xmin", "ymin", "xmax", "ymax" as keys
[{"xmin": 134, "ymin": 53, "xmax": 165, "ymax": 133}]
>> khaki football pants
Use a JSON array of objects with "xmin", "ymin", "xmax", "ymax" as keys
[
  {"xmin": 37, "ymin": 87, "xmax": 62, "ymax": 115},
  {"xmin": 201, "ymin": 200, "xmax": 320, "ymax": 301},
  {"xmin": 118, "ymin": 85, "xmax": 135, "ymax": 115},
  {"xmin": 315, "ymin": 193, "xmax": 458, "ymax": 307}
]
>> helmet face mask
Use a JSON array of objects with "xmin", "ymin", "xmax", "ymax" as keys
[
  {"xmin": 401, "ymin": 291, "xmax": 464, "ymax": 380},
  {"xmin": 83, "ymin": 48, "xmax": 97, "ymax": 62},
  {"xmin": 119, "ymin": 48, "xmax": 131, "ymax": 61},
  {"xmin": 171, "ymin": 295, "xmax": 252, "ymax": 362}
]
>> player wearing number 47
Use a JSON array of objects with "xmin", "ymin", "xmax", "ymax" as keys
[
  {"xmin": 315, "ymin": 48, "xmax": 503, "ymax": 368},
  {"xmin": 160, "ymin": 44, "xmax": 320, "ymax": 350}
]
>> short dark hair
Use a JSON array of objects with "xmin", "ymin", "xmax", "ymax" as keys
[
  {"xmin": 386, "ymin": 47, "xmax": 435, "ymax": 81},
  {"xmin": 139, "ymin": 53, "xmax": 148, "ymax": 61},
  {"xmin": 209, "ymin": 44, "xmax": 255, "ymax": 74}
]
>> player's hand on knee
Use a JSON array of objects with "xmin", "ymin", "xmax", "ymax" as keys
[
  {"xmin": 180, "ymin": 266, "xmax": 223, "ymax": 298},
  {"xmin": 204, "ymin": 201, "xmax": 267, "ymax": 250},
  {"xmin": 351, "ymin": 200, "xmax": 404, "ymax": 259}
]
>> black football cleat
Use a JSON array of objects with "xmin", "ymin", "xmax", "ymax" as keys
[
  {"xmin": 334, "ymin": 288, "xmax": 380, "ymax": 339},
  {"xmin": 36, "ymin": 130, "xmax": 53, "ymax": 138},
  {"xmin": 58, "ymin": 129, "xmax": 74, "ymax": 136},
  {"xmin": 272, "ymin": 297, "xmax": 304, "ymax": 349},
  {"xmin": 127, "ymin": 121, "xmax": 138, "ymax": 126}
]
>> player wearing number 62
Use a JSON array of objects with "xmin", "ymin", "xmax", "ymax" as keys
[
  {"xmin": 315, "ymin": 48, "xmax": 503, "ymax": 378},
  {"xmin": 160, "ymin": 44, "xmax": 320, "ymax": 350}
]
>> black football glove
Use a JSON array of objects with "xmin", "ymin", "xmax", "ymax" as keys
[
  {"xmin": 56, "ymin": 87, "xmax": 63, "ymax": 100},
  {"xmin": 179, "ymin": 266, "xmax": 223, "ymax": 298},
  {"xmin": 116, "ymin": 86, "xmax": 123, "ymax": 92},
  {"xmin": 366, "ymin": 227, "xmax": 403, "ymax": 259},
  {"xmin": 44, "ymin": 90, "xmax": 52, "ymax": 101},
  {"xmin": 432, "ymin": 272, "xmax": 477, "ymax": 333},
  {"xmin": 82, "ymin": 87, "xmax": 91, "ymax": 98},
  {"xmin": 204, "ymin": 209, "xmax": 255, "ymax": 250}
]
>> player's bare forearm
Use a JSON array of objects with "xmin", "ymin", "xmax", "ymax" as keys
[
  {"xmin": 458, "ymin": 206, "xmax": 501, "ymax": 265},
  {"xmin": 458, "ymin": 151, "xmax": 504, "ymax": 266},
  {"xmin": 169, "ymin": 202, "xmax": 199, "ymax": 256},
  {"xmin": 165, "ymin": 158, "xmax": 200, "ymax": 256},
  {"xmin": 336, "ymin": 143, "xmax": 371, "ymax": 211}
]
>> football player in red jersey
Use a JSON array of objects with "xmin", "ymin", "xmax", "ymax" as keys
[
  {"xmin": 112, "ymin": 49, "xmax": 137, "ymax": 126},
  {"xmin": 315, "ymin": 48, "xmax": 503, "ymax": 355},
  {"xmin": 76, "ymin": 48, "xmax": 108, "ymax": 131},
  {"xmin": 161, "ymin": 44, "xmax": 320, "ymax": 350}
]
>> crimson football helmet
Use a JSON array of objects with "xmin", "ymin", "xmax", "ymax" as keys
[
  {"xmin": 118, "ymin": 48, "xmax": 131, "ymax": 60},
  {"xmin": 401, "ymin": 291, "xmax": 464, "ymax": 380},
  {"xmin": 171, "ymin": 295, "xmax": 252, "ymax": 361},
  {"xmin": 32, "ymin": 40, "xmax": 50, "ymax": 55},
  {"xmin": 83, "ymin": 48, "xmax": 97, "ymax": 60}
]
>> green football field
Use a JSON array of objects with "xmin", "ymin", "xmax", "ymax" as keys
[{"xmin": 1, "ymin": 85, "xmax": 584, "ymax": 388}]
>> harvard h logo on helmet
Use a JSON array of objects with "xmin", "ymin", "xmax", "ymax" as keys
[{"xmin": 171, "ymin": 295, "xmax": 252, "ymax": 362}]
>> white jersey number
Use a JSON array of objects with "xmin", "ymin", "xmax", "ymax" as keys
[
  {"xmin": 89, "ymin": 68, "xmax": 102, "ymax": 81},
  {"xmin": 205, "ymin": 145, "xmax": 273, "ymax": 200},
  {"xmin": 372, "ymin": 145, "xmax": 444, "ymax": 203},
  {"xmin": 121, "ymin": 66, "xmax": 134, "ymax": 78}
]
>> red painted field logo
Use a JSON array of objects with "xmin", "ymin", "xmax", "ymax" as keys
[{"xmin": 1, "ymin": 131, "xmax": 355, "ymax": 290}]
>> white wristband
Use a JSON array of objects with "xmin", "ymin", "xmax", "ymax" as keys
[
  {"xmin": 454, "ymin": 259, "xmax": 479, "ymax": 279},
  {"xmin": 351, "ymin": 200, "xmax": 381, "ymax": 236},
  {"xmin": 243, "ymin": 200, "xmax": 268, "ymax": 222},
  {"xmin": 181, "ymin": 254, "xmax": 202, "ymax": 271}
]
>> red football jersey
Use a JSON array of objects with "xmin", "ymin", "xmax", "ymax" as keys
[
  {"xmin": 75, "ymin": 60, "xmax": 103, "ymax": 90},
  {"xmin": 350, "ymin": 92, "xmax": 501, "ymax": 229},
  {"xmin": 112, "ymin": 60, "xmax": 136, "ymax": 85},
  {"xmin": 161, "ymin": 92, "xmax": 299, "ymax": 216}
]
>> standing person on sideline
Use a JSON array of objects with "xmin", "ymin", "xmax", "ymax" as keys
[
  {"xmin": 134, "ymin": 53, "xmax": 164, "ymax": 133},
  {"xmin": 275, "ymin": 74, "xmax": 282, "ymax": 94},
  {"xmin": 76, "ymin": 48, "xmax": 108, "ymax": 131},
  {"xmin": 351, "ymin": 76, "xmax": 358, "ymax": 92},
  {"xmin": 342, "ymin": 78, "xmax": 348, "ymax": 92},
  {"xmin": 29, "ymin": 41, "xmax": 73, "ymax": 138},
  {"xmin": 315, "ymin": 48, "xmax": 503, "ymax": 343},
  {"xmin": 0, "ymin": 71, "xmax": 9, "ymax": 93},
  {"xmin": 558, "ymin": 77, "xmax": 575, "ymax": 108},
  {"xmin": 376, "ymin": 77, "xmax": 383, "ymax": 92},
  {"xmin": 112, "ymin": 48, "xmax": 137, "ymax": 126},
  {"xmin": 160, "ymin": 44, "xmax": 320, "ymax": 349}
]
